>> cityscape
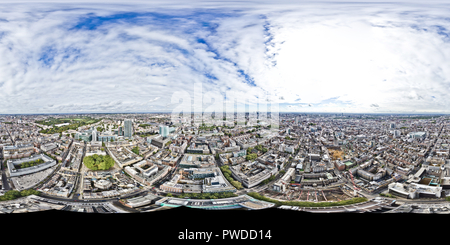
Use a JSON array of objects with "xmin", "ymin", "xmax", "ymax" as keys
[
  {"xmin": 1, "ymin": 0, "xmax": 449, "ymax": 241},
  {"xmin": 1, "ymin": 112, "xmax": 450, "ymax": 215}
]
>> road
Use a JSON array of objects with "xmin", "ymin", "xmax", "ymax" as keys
[
  {"xmin": 5, "ymin": 123, "xmax": 448, "ymax": 209},
  {"xmin": 0, "ymin": 152, "xmax": 11, "ymax": 191},
  {"xmin": 0, "ymin": 126, "xmax": 15, "ymax": 190},
  {"xmin": 297, "ymin": 199, "xmax": 389, "ymax": 213},
  {"xmin": 1, "ymin": 166, "xmax": 11, "ymax": 191},
  {"xmin": 70, "ymin": 142, "xmax": 86, "ymax": 200},
  {"xmin": 5, "ymin": 126, "xmax": 15, "ymax": 145},
  {"xmin": 153, "ymin": 154, "xmax": 183, "ymax": 187}
]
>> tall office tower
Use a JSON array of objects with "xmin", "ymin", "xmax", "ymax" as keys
[
  {"xmin": 118, "ymin": 126, "xmax": 123, "ymax": 136},
  {"xmin": 390, "ymin": 123, "xmax": 395, "ymax": 129},
  {"xmin": 92, "ymin": 128, "xmax": 97, "ymax": 142},
  {"xmin": 124, "ymin": 119, "xmax": 133, "ymax": 138},
  {"xmin": 159, "ymin": 125, "xmax": 169, "ymax": 137},
  {"xmin": 295, "ymin": 116, "xmax": 298, "ymax": 124}
]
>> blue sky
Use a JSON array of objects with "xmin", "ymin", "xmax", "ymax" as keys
[{"xmin": 1, "ymin": 1, "xmax": 450, "ymax": 114}]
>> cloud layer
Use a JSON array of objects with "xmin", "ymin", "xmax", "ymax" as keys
[{"xmin": 0, "ymin": 2, "xmax": 450, "ymax": 114}]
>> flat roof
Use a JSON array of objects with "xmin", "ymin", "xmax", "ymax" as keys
[{"xmin": 7, "ymin": 154, "xmax": 56, "ymax": 177}]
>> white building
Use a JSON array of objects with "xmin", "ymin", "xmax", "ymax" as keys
[
  {"xmin": 92, "ymin": 128, "xmax": 97, "ymax": 142},
  {"xmin": 55, "ymin": 123, "xmax": 70, "ymax": 127},
  {"xmin": 388, "ymin": 182, "xmax": 442, "ymax": 199},
  {"xmin": 94, "ymin": 179, "xmax": 112, "ymax": 190}
]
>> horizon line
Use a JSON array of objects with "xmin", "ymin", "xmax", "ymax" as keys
[{"xmin": 0, "ymin": 111, "xmax": 448, "ymax": 116}]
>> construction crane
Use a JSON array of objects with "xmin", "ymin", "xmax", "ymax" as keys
[
  {"xmin": 283, "ymin": 190, "xmax": 289, "ymax": 199},
  {"xmin": 321, "ymin": 190, "xmax": 327, "ymax": 202},
  {"xmin": 348, "ymin": 169, "xmax": 360, "ymax": 191},
  {"xmin": 297, "ymin": 189, "xmax": 303, "ymax": 201}
]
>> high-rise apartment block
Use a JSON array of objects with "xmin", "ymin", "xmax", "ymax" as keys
[
  {"xmin": 124, "ymin": 119, "xmax": 133, "ymax": 138},
  {"xmin": 159, "ymin": 125, "xmax": 169, "ymax": 137}
]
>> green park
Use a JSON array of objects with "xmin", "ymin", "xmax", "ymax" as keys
[{"xmin": 83, "ymin": 154, "xmax": 115, "ymax": 171}]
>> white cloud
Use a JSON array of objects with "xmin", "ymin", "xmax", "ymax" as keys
[
  {"xmin": 0, "ymin": 2, "xmax": 450, "ymax": 114},
  {"xmin": 148, "ymin": 97, "xmax": 161, "ymax": 102}
]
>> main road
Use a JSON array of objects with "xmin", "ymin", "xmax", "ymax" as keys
[
  {"xmin": 1, "ymin": 163, "xmax": 11, "ymax": 191},
  {"xmin": 297, "ymin": 199, "xmax": 389, "ymax": 213}
]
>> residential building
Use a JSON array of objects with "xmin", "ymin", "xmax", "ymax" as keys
[{"xmin": 124, "ymin": 119, "xmax": 133, "ymax": 138}]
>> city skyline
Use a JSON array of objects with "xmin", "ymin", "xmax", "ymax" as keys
[{"xmin": 1, "ymin": 1, "xmax": 450, "ymax": 114}]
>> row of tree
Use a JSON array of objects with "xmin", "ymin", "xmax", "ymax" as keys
[
  {"xmin": 15, "ymin": 158, "xmax": 44, "ymax": 169},
  {"xmin": 261, "ymin": 175, "xmax": 277, "ymax": 185},
  {"xmin": 254, "ymin": 144, "xmax": 268, "ymax": 153},
  {"xmin": 0, "ymin": 189, "xmax": 41, "ymax": 201},
  {"xmin": 219, "ymin": 165, "xmax": 243, "ymax": 189},
  {"xmin": 247, "ymin": 192, "xmax": 368, "ymax": 207}
]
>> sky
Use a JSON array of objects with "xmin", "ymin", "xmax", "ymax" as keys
[{"xmin": 1, "ymin": 1, "xmax": 450, "ymax": 114}]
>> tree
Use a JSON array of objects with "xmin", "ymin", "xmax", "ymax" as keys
[
  {"xmin": 231, "ymin": 180, "xmax": 243, "ymax": 189},
  {"xmin": 246, "ymin": 153, "xmax": 257, "ymax": 161},
  {"xmin": 3, "ymin": 190, "xmax": 21, "ymax": 200},
  {"xmin": 132, "ymin": 146, "xmax": 140, "ymax": 155},
  {"xmin": 255, "ymin": 145, "xmax": 263, "ymax": 151},
  {"xmin": 83, "ymin": 154, "xmax": 114, "ymax": 171}
]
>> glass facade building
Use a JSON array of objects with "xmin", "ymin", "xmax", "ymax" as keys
[
  {"xmin": 159, "ymin": 125, "xmax": 169, "ymax": 137},
  {"xmin": 124, "ymin": 119, "xmax": 133, "ymax": 138}
]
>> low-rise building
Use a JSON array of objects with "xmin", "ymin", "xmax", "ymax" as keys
[
  {"xmin": 388, "ymin": 182, "xmax": 442, "ymax": 199},
  {"xmin": 151, "ymin": 136, "xmax": 170, "ymax": 148},
  {"xmin": 7, "ymin": 154, "xmax": 57, "ymax": 177},
  {"xmin": 179, "ymin": 154, "xmax": 215, "ymax": 168},
  {"xmin": 3, "ymin": 144, "xmax": 35, "ymax": 159},
  {"xmin": 160, "ymin": 174, "xmax": 183, "ymax": 193},
  {"xmin": 230, "ymin": 162, "xmax": 278, "ymax": 188}
]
